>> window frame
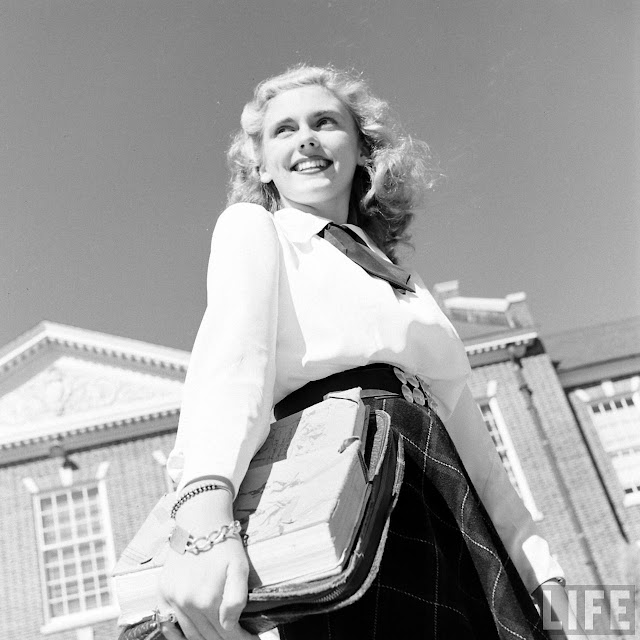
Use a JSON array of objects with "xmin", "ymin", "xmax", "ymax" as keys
[
  {"xmin": 584, "ymin": 381, "xmax": 640, "ymax": 506},
  {"xmin": 478, "ymin": 393, "xmax": 543, "ymax": 521},
  {"xmin": 33, "ymin": 477, "xmax": 119, "ymax": 634}
]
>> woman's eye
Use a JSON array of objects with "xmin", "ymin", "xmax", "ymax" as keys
[
  {"xmin": 275, "ymin": 125, "xmax": 293, "ymax": 136},
  {"xmin": 317, "ymin": 117, "xmax": 335, "ymax": 127}
]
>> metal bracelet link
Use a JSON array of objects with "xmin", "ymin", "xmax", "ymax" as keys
[{"xmin": 184, "ymin": 520, "xmax": 243, "ymax": 555}]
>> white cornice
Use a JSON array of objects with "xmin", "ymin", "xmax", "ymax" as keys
[
  {"xmin": 0, "ymin": 398, "xmax": 182, "ymax": 449},
  {"xmin": 0, "ymin": 399, "xmax": 181, "ymax": 450},
  {"xmin": 0, "ymin": 321, "xmax": 190, "ymax": 375},
  {"xmin": 446, "ymin": 296, "xmax": 511, "ymax": 313},
  {"xmin": 464, "ymin": 331, "xmax": 539, "ymax": 355}
]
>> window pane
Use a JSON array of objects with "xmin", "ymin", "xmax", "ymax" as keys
[
  {"xmin": 72, "ymin": 489, "xmax": 84, "ymax": 502},
  {"xmin": 81, "ymin": 559, "xmax": 93, "ymax": 573},
  {"xmin": 59, "ymin": 527, "xmax": 72, "ymax": 542},
  {"xmin": 44, "ymin": 550, "xmax": 58, "ymax": 564},
  {"xmin": 63, "ymin": 562, "xmax": 77, "ymax": 578},
  {"xmin": 43, "ymin": 530, "xmax": 57, "ymax": 545},
  {"xmin": 77, "ymin": 523, "xmax": 88, "ymax": 537},
  {"xmin": 99, "ymin": 591, "xmax": 111, "ymax": 605},
  {"xmin": 48, "ymin": 584, "xmax": 62, "ymax": 599},
  {"xmin": 68, "ymin": 599, "xmax": 81, "ymax": 613},
  {"xmin": 66, "ymin": 581, "xmax": 79, "ymax": 596},
  {"xmin": 41, "ymin": 497, "xmax": 53, "ymax": 511},
  {"xmin": 46, "ymin": 567, "xmax": 60, "ymax": 581},
  {"xmin": 87, "ymin": 487, "xmax": 98, "ymax": 499},
  {"xmin": 55, "ymin": 494, "xmax": 68, "ymax": 507},
  {"xmin": 50, "ymin": 601, "xmax": 65, "ymax": 617},
  {"xmin": 86, "ymin": 595, "xmax": 97, "ymax": 609},
  {"xmin": 78, "ymin": 543, "xmax": 91, "ymax": 557},
  {"xmin": 42, "ymin": 514, "xmax": 54, "ymax": 528},
  {"xmin": 84, "ymin": 577, "xmax": 96, "ymax": 592}
]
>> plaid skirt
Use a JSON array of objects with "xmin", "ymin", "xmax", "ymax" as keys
[{"xmin": 278, "ymin": 395, "xmax": 549, "ymax": 640}]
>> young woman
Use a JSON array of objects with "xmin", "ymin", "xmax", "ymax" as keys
[{"xmin": 159, "ymin": 65, "xmax": 585, "ymax": 640}]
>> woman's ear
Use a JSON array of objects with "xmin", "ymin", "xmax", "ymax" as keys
[{"xmin": 357, "ymin": 149, "xmax": 369, "ymax": 166}]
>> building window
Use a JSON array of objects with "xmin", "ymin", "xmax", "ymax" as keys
[
  {"xmin": 478, "ymin": 397, "xmax": 543, "ymax": 520},
  {"xmin": 588, "ymin": 394, "xmax": 640, "ymax": 452},
  {"xmin": 587, "ymin": 389, "xmax": 640, "ymax": 505},
  {"xmin": 34, "ymin": 483, "xmax": 115, "ymax": 623}
]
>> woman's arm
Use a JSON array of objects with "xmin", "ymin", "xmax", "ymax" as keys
[
  {"xmin": 168, "ymin": 203, "xmax": 280, "ymax": 495},
  {"xmin": 442, "ymin": 385, "xmax": 566, "ymax": 594},
  {"xmin": 160, "ymin": 203, "xmax": 280, "ymax": 640}
]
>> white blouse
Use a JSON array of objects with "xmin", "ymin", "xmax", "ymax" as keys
[{"xmin": 167, "ymin": 202, "xmax": 564, "ymax": 593}]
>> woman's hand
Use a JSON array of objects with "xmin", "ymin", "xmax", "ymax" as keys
[
  {"xmin": 532, "ymin": 579, "xmax": 590, "ymax": 639},
  {"xmin": 158, "ymin": 490, "xmax": 258, "ymax": 640}
]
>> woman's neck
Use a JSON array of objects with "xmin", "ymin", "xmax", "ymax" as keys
[{"xmin": 276, "ymin": 196, "xmax": 350, "ymax": 226}]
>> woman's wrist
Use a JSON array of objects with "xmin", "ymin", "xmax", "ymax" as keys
[
  {"xmin": 174, "ymin": 489, "xmax": 235, "ymax": 535},
  {"xmin": 181, "ymin": 474, "xmax": 235, "ymax": 496}
]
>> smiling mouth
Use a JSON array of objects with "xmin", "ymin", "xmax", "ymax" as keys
[{"xmin": 291, "ymin": 158, "xmax": 332, "ymax": 172}]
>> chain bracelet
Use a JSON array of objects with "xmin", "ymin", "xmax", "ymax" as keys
[
  {"xmin": 170, "ymin": 482, "xmax": 233, "ymax": 519},
  {"xmin": 183, "ymin": 520, "xmax": 243, "ymax": 555}
]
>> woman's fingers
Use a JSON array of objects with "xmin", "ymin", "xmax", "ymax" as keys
[
  {"xmin": 219, "ymin": 561, "xmax": 250, "ymax": 631},
  {"xmin": 174, "ymin": 606, "xmax": 214, "ymax": 640},
  {"xmin": 159, "ymin": 620, "xmax": 187, "ymax": 640}
]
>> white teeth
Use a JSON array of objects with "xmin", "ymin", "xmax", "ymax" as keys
[{"xmin": 293, "ymin": 159, "xmax": 330, "ymax": 171}]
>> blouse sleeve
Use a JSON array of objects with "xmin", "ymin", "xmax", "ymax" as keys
[
  {"xmin": 166, "ymin": 203, "xmax": 280, "ymax": 495},
  {"xmin": 443, "ymin": 386, "xmax": 565, "ymax": 593}
]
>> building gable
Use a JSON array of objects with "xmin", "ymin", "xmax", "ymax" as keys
[{"xmin": 0, "ymin": 322, "xmax": 189, "ymax": 460}]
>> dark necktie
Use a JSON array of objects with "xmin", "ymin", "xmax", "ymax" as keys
[{"xmin": 319, "ymin": 223, "xmax": 415, "ymax": 293}]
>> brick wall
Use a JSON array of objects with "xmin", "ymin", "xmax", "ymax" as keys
[
  {"xmin": 522, "ymin": 355, "xmax": 631, "ymax": 586},
  {"xmin": 1, "ymin": 430, "xmax": 176, "ymax": 639},
  {"xmin": 467, "ymin": 353, "xmax": 630, "ymax": 587}
]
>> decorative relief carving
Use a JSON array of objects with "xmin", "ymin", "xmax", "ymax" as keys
[{"xmin": 0, "ymin": 356, "xmax": 182, "ymax": 427}]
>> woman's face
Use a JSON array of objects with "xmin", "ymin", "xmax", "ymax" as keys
[{"xmin": 259, "ymin": 84, "xmax": 366, "ymax": 223}]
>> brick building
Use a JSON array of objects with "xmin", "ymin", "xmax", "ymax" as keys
[{"xmin": 1, "ymin": 284, "xmax": 638, "ymax": 638}]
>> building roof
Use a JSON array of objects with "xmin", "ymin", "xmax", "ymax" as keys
[
  {"xmin": 543, "ymin": 316, "xmax": 640, "ymax": 372},
  {"xmin": 433, "ymin": 281, "xmax": 537, "ymax": 354}
]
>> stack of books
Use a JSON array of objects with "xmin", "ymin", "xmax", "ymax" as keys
[{"xmin": 113, "ymin": 387, "xmax": 371, "ymax": 627}]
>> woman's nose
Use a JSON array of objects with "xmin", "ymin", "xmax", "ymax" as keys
[{"xmin": 298, "ymin": 128, "xmax": 318, "ymax": 149}]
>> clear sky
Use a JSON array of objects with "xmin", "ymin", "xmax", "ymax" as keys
[{"xmin": 1, "ymin": 0, "xmax": 638, "ymax": 351}]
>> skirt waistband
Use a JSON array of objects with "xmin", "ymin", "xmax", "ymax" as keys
[{"xmin": 274, "ymin": 363, "xmax": 436, "ymax": 420}]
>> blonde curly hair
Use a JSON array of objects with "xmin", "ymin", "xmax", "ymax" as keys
[{"xmin": 226, "ymin": 64, "xmax": 439, "ymax": 263}]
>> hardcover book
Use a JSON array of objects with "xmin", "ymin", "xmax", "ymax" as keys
[{"xmin": 113, "ymin": 387, "xmax": 370, "ymax": 626}]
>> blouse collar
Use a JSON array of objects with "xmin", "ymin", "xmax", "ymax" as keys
[{"xmin": 273, "ymin": 207, "xmax": 375, "ymax": 250}]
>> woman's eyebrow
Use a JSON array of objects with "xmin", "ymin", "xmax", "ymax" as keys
[
  {"xmin": 269, "ymin": 116, "xmax": 295, "ymax": 132},
  {"xmin": 310, "ymin": 109, "xmax": 342, "ymax": 120}
]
